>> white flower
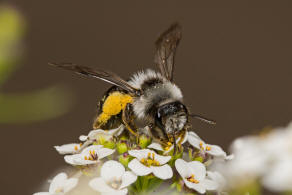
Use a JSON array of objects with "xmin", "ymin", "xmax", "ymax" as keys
[
  {"xmin": 175, "ymin": 159, "xmax": 218, "ymax": 194},
  {"xmin": 33, "ymin": 172, "xmax": 78, "ymax": 195},
  {"xmin": 79, "ymin": 125, "xmax": 124, "ymax": 142},
  {"xmin": 128, "ymin": 149, "xmax": 173, "ymax": 179},
  {"xmin": 207, "ymin": 171, "xmax": 226, "ymax": 193},
  {"xmin": 262, "ymin": 156, "xmax": 292, "ymax": 192},
  {"xmin": 64, "ymin": 145, "xmax": 115, "ymax": 166},
  {"xmin": 148, "ymin": 131, "xmax": 188, "ymax": 154},
  {"xmin": 89, "ymin": 160, "xmax": 137, "ymax": 195},
  {"xmin": 187, "ymin": 131, "xmax": 227, "ymax": 158},
  {"xmin": 54, "ymin": 143, "xmax": 82, "ymax": 155}
]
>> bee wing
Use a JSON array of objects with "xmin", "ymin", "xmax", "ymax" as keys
[
  {"xmin": 154, "ymin": 23, "xmax": 182, "ymax": 81},
  {"xmin": 49, "ymin": 62, "xmax": 141, "ymax": 96}
]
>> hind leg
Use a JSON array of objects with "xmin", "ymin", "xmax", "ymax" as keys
[{"xmin": 122, "ymin": 104, "xmax": 138, "ymax": 137}]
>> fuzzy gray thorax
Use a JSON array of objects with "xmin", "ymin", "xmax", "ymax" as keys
[{"xmin": 128, "ymin": 69, "xmax": 183, "ymax": 120}]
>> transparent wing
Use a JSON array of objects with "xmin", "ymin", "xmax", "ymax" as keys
[
  {"xmin": 154, "ymin": 23, "xmax": 182, "ymax": 81},
  {"xmin": 49, "ymin": 62, "xmax": 141, "ymax": 96}
]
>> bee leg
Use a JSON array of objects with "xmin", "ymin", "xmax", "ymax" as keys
[
  {"xmin": 177, "ymin": 129, "xmax": 187, "ymax": 152},
  {"xmin": 122, "ymin": 104, "xmax": 138, "ymax": 137}
]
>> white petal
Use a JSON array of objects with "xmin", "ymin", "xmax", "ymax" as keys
[
  {"xmin": 74, "ymin": 158, "xmax": 98, "ymax": 165},
  {"xmin": 187, "ymin": 133, "xmax": 203, "ymax": 149},
  {"xmin": 207, "ymin": 171, "xmax": 225, "ymax": 187},
  {"xmin": 175, "ymin": 159, "xmax": 191, "ymax": 178},
  {"xmin": 181, "ymin": 130, "xmax": 189, "ymax": 144},
  {"xmin": 79, "ymin": 135, "xmax": 88, "ymax": 141},
  {"xmin": 64, "ymin": 155, "xmax": 77, "ymax": 165},
  {"xmin": 54, "ymin": 143, "xmax": 80, "ymax": 154},
  {"xmin": 65, "ymin": 154, "xmax": 96, "ymax": 166},
  {"xmin": 128, "ymin": 158, "xmax": 152, "ymax": 176},
  {"xmin": 153, "ymin": 153, "xmax": 171, "ymax": 165},
  {"xmin": 128, "ymin": 149, "xmax": 150, "ymax": 160},
  {"xmin": 97, "ymin": 148, "xmax": 115, "ymax": 160},
  {"xmin": 63, "ymin": 178, "xmax": 78, "ymax": 193},
  {"xmin": 184, "ymin": 179, "xmax": 206, "ymax": 194},
  {"xmin": 101, "ymin": 160, "xmax": 125, "ymax": 182},
  {"xmin": 33, "ymin": 193, "xmax": 51, "ymax": 195},
  {"xmin": 152, "ymin": 164, "xmax": 173, "ymax": 179},
  {"xmin": 88, "ymin": 129, "xmax": 113, "ymax": 141},
  {"xmin": 206, "ymin": 144, "xmax": 226, "ymax": 157},
  {"xmin": 49, "ymin": 172, "xmax": 67, "ymax": 193},
  {"xmin": 188, "ymin": 131, "xmax": 201, "ymax": 139},
  {"xmin": 148, "ymin": 143, "xmax": 164, "ymax": 151},
  {"xmin": 200, "ymin": 178, "xmax": 219, "ymax": 191},
  {"xmin": 89, "ymin": 177, "xmax": 116, "ymax": 193},
  {"xmin": 225, "ymin": 154, "xmax": 234, "ymax": 160},
  {"xmin": 188, "ymin": 161, "xmax": 206, "ymax": 181},
  {"xmin": 119, "ymin": 171, "xmax": 137, "ymax": 189},
  {"xmin": 81, "ymin": 145, "xmax": 103, "ymax": 154},
  {"xmin": 108, "ymin": 125, "xmax": 125, "ymax": 136}
]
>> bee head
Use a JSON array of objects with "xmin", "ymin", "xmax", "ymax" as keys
[{"xmin": 155, "ymin": 101, "xmax": 188, "ymax": 136}]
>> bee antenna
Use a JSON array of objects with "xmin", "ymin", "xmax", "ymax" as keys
[{"xmin": 189, "ymin": 114, "xmax": 216, "ymax": 125}]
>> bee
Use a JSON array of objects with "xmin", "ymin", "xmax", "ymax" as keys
[{"xmin": 50, "ymin": 23, "xmax": 215, "ymax": 153}]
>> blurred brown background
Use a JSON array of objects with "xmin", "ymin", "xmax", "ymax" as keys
[{"xmin": 0, "ymin": 1, "xmax": 292, "ymax": 194}]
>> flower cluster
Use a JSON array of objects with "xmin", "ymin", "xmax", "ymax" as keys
[
  {"xmin": 34, "ymin": 124, "xmax": 230, "ymax": 195},
  {"xmin": 213, "ymin": 122, "xmax": 292, "ymax": 194}
]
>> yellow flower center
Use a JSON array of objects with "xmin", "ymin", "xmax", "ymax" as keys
[
  {"xmin": 74, "ymin": 143, "xmax": 82, "ymax": 151},
  {"xmin": 84, "ymin": 150, "xmax": 98, "ymax": 161},
  {"xmin": 199, "ymin": 141, "xmax": 212, "ymax": 151},
  {"xmin": 55, "ymin": 187, "xmax": 64, "ymax": 193},
  {"xmin": 109, "ymin": 179, "xmax": 122, "ymax": 189},
  {"xmin": 140, "ymin": 152, "xmax": 160, "ymax": 167},
  {"xmin": 187, "ymin": 174, "xmax": 199, "ymax": 184}
]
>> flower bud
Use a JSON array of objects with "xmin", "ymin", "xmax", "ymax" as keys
[
  {"xmin": 119, "ymin": 153, "xmax": 130, "ymax": 167},
  {"xmin": 138, "ymin": 134, "xmax": 151, "ymax": 148},
  {"xmin": 117, "ymin": 141, "xmax": 128, "ymax": 154},
  {"xmin": 103, "ymin": 140, "xmax": 116, "ymax": 149}
]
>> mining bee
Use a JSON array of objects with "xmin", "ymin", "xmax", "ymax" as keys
[{"xmin": 50, "ymin": 23, "xmax": 215, "ymax": 153}]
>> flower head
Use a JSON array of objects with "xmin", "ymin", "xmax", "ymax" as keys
[
  {"xmin": 175, "ymin": 159, "xmax": 218, "ymax": 194},
  {"xmin": 33, "ymin": 172, "xmax": 78, "ymax": 195},
  {"xmin": 54, "ymin": 143, "xmax": 82, "ymax": 155},
  {"xmin": 128, "ymin": 149, "xmax": 173, "ymax": 179},
  {"xmin": 187, "ymin": 131, "xmax": 227, "ymax": 158},
  {"xmin": 79, "ymin": 125, "xmax": 124, "ymax": 142},
  {"xmin": 89, "ymin": 160, "xmax": 137, "ymax": 195},
  {"xmin": 64, "ymin": 145, "xmax": 115, "ymax": 166},
  {"xmin": 148, "ymin": 131, "xmax": 188, "ymax": 154}
]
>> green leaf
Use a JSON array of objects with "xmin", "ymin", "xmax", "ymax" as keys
[
  {"xmin": 0, "ymin": 5, "xmax": 25, "ymax": 86},
  {"xmin": 0, "ymin": 86, "xmax": 74, "ymax": 123}
]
